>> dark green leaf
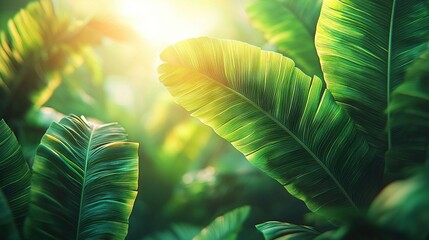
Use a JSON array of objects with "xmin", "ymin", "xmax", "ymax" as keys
[
  {"xmin": 315, "ymin": 0, "xmax": 429, "ymax": 158},
  {"xmin": 193, "ymin": 206, "xmax": 250, "ymax": 240},
  {"xmin": 246, "ymin": 0, "xmax": 323, "ymax": 77},
  {"xmin": 386, "ymin": 51, "xmax": 429, "ymax": 179},
  {"xmin": 0, "ymin": 119, "xmax": 31, "ymax": 234},
  {"xmin": 369, "ymin": 171, "xmax": 429, "ymax": 240},
  {"xmin": 256, "ymin": 221, "xmax": 319, "ymax": 240},
  {"xmin": 158, "ymin": 37, "xmax": 382, "ymax": 215},
  {"xmin": 0, "ymin": 190, "xmax": 20, "ymax": 240},
  {"xmin": 24, "ymin": 115, "xmax": 139, "ymax": 239},
  {"xmin": 145, "ymin": 224, "xmax": 201, "ymax": 240}
]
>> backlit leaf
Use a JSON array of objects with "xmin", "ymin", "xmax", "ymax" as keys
[
  {"xmin": 158, "ymin": 37, "xmax": 382, "ymax": 215},
  {"xmin": 24, "ymin": 115, "xmax": 139, "ymax": 239}
]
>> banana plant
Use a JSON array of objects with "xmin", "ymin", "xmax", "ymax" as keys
[
  {"xmin": 159, "ymin": 36, "xmax": 381, "ymax": 213},
  {"xmin": 386, "ymin": 50, "xmax": 429, "ymax": 178},
  {"xmin": 0, "ymin": 0, "xmax": 136, "ymax": 122},
  {"xmin": 158, "ymin": 0, "xmax": 429, "ymax": 239},
  {"xmin": 0, "ymin": 115, "xmax": 139, "ymax": 240},
  {"xmin": 0, "ymin": 119, "xmax": 31, "ymax": 237}
]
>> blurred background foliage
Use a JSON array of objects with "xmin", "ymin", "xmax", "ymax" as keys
[{"xmin": 0, "ymin": 0, "xmax": 308, "ymax": 239}]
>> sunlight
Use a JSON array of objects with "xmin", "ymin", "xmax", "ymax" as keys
[{"xmin": 118, "ymin": 0, "xmax": 218, "ymax": 44}]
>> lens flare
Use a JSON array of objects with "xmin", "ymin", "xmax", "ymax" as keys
[{"xmin": 118, "ymin": 0, "xmax": 218, "ymax": 44}]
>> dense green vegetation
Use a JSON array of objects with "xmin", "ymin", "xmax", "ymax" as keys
[
  {"xmin": 1, "ymin": 0, "xmax": 429, "ymax": 239},
  {"xmin": 159, "ymin": 0, "xmax": 429, "ymax": 239}
]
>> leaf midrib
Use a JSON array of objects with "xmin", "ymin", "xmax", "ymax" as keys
[
  {"xmin": 386, "ymin": 0, "xmax": 397, "ymax": 150},
  {"xmin": 76, "ymin": 125, "xmax": 96, "ymax": 240},
  {"xmin": 282, "ymin": 1, "xmax": 314, "ymax": 36},
  {"xmin": 170, "ymin": 64, "xmax": 358, "ymax": 210}
]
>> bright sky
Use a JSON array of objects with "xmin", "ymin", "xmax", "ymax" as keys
[
  {"xmin": 59, "ymin": 0, "xmax": 220, "ymax": 44},
  {"xmin": 117, "ymin": 0, "xmax": 219, "ymax": 44}
]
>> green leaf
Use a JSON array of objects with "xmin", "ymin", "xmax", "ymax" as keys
[
  {"xmin": 145, "ymin": 224, "xmax": 201, "ymax": 240},
  {"xmin": 24, "ymin": 115, "xmax": 139, "ymax": 239},
  {"xmin": 0, "ymin": 190, "xmax": 20, "ymax": 240},
  {"xmin": 193, "ymin": 206, "xmax": 250, "ymax": 240},
  {"xmin": 315, "ymin": 0, "xmax": 429, "ymax": 157},
  {"xmin": 256, "ymin": 221, "xmax": 319, "ymax": 240},
  {"xmin": 246, "ymin": 0, "xmax": 323, "ymax": 77},
  {"xmin": 386, "ymin": 51, "xmax": 429, "ymax": 179},
  {"xmin": 0, "ymin": 119, "xmax": 31, "ymax": 234},
  {"xmin": 158, "ymin": 37, "xmax": 382, "ymax": 215},
  {"xmin": 368, "ymin": 171, "xmax": 429, "ymax": 240}
]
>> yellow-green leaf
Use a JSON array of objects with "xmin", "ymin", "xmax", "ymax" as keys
[{"xmin": 158, "ymin": 37, "xmax": 382, "ymax": 215}]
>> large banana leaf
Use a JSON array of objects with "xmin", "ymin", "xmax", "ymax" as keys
[
  {"xmin": 158, "ymin": 37, "xmax": 381, "ymax": 215},
  {"xmin": 193, "ymin": 206, "xmax": 250, "ymax": 240},
  {"xmin": 246, "ymin": 0, "xmax": 323, "ymax": 77},
  {"xmin": 24, "ymin": 115, "xmax": 139, "ymax": 239},
  {"xmin": 385, "ymin": 51, "xmax": 429, "ymax": 179},
  {"xmin": 0, "ymin": 119, "xmax": 31, "ymax": 234},
  {"xmin": 256, "ymin": 221, "xmax": 319, "ymax": 240},
  {"xmin": 315, "ymin": 0, "xmax": 429, "ymax": 158},
  {"xmin": 0, "ymin": 0, "xmax": 132, "ymax": 120}
]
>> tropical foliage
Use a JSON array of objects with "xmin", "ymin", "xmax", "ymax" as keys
[
  {"xmin": 158, "ymin": 0, "xmax": 429, "ymax": 239},
  {"xmin": 0, "ymin": 119, "xmax": 31, "ymax": 236},
  {"xmin": 246, "ymin": 0, "xmax": 323, "ymax": 77},
  {"xmin": 0, "ymin": 1, "xmax": 139, "ymax": 239},
  {"xmin": 1, "ymin": 0, "xmax": 103, "ymax": 120},
  {"xmin": 24, "ymin": 115, "xmax": 139, "ymax": 239},
  {"xmin": 0, "ymin": 114, "xmax": 139, "ymax": 240},
  {"xmin": 2, "ymin": 0, "xmax": 429, "ymax": 239}
]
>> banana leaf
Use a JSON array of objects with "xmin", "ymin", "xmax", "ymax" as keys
[
  {"xmin": 315, "ymin": 0, "xmax": 429, "ymax": 159},
  {"xmin": 0, "ymin": 0, "xmax": 134, "ymax": 120},
  {"xmin": 158, "ymin": 37, "xmax": 382, "ymax": 216},
  {"xmin": 386, "ymin": 51, "xmax": 429, "ymax": 179},
  {"xmin": 256, "ymin": 221, "xmax": 319, "ymax": 240},
  {"xmin": 144, "ymin": 224, "xmax": 201, "ymax": 240},
  {"xmin": 0, "ymin": 191, "xmax": 20, "ymax": 240},
  {"xmin": 246, "ymin": 0, "xmax": 323, "ymax": 77},
  {"xmin": 24, "ymin": 115, "xmax": 139, "ymax": 239},
  {"xmin": 369, "ymin": 171, "xmax": 429, "ymax": 240},
  {"xmin": 0, "ymin": 119, "xmax": 31, "ymax": 235},
  {"xmin": 193, "ymin": 206, "xmax": 250, "ymax": 240}
]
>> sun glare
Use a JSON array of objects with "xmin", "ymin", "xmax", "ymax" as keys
[{"xmin": 118, "ymin": 0, "xmax": 217, "ymax": 44}]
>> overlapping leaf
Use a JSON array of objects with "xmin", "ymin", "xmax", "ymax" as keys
[
  {"xmin": 369, "ymin": 171, "xmax": 429, "ymax": 240},
  {"xmin": 24, "ymin": 115, "xmax": 139, "ymax": 239},
  {"xmin": 158, "ymin": 37, "xmax": 381, "ymax": 215},
  {"xmin": 315, "ymin": 0, "xmax": 429, "ymax": 158},
  {"xmin": 385, "ymin": 50, "xmax": 429, "ymax": 179},
  {"xmin": 0, "ymin": 191, "xmax": 20, "ymax": 240},
  {"xmin": 193, "ymin": 206, "xmax": 250, "ymax": 240},
  {"xmin": 145, "ymin": 224, "xmax": 201, "ymax": 240},
  {"xmin": 246, "ymin": 0, "xmax": 323, "ymax": 77},
  {"xmin": 256, "ymin": 221, "xmax": 319, "ymax": 240},
  {"xmin": 0, "ymin": 119, "xmax": 31, "ymax": 234},
  {"xmin": 145, "ymin": 207, "xmax": 250, "ymax": 240},
  {"xmin": 0, "ymin": 0, "xmax": 134, "ymax": 120}
]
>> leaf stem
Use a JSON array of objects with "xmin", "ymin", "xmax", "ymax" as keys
[{"xmin": 387, "ymin": 0, "xmax": 397, "ymax": 151}]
